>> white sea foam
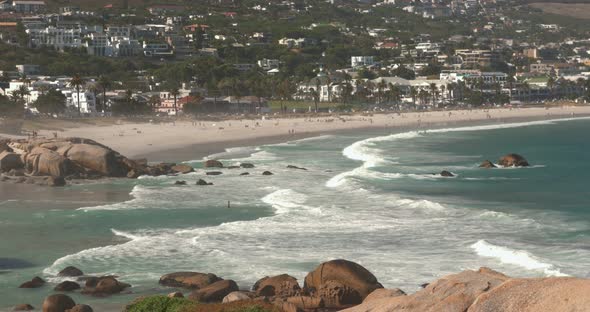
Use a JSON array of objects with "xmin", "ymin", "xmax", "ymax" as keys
[
  {"xmin": 471, "ymin": 240, "xmax": 568, "ymax": 277},
  {"xmin": 261, "ymin": 189, "xmax": 319, "ymax": 215},
  {"xmin": 203, "ymin": 146, "xmax": 260, "ymax": 161},
  {"xmin": 397, "ymin": 198, "xmax": 448, "ymax": 212},
  {"xmin": 111, "ymin": 229, "xmax": 143, "ymax": 241}
]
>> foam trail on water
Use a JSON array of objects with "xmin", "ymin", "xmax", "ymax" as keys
[
  {"xmin": 261, "ymin": 189, "xmax": 318, "ymax": 215},
  {"xmin": 471, "ymin": 240, "xmax": 568, "ymax": 277}
]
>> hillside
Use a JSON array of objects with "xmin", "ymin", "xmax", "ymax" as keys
[{"xmin": 528, "ymin": 2, "xmax": 590, "ymax": 19}]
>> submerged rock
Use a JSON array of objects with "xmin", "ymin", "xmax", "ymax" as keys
[
  {"xmin": 262, "ymin": 171, "xmax": 273, "ymax": 176},
  {"xmin": 206, "ymin": 171, "xmax": 223, "ymax": 176},
  {"xmin": 196, "ymin": 179, "xmax": 213, "ymax": 186},
  {"xmin": 174, "ymin": 180, "xmax": 187, "ymax": 185},
  {"xmin": 81, "ymin": 277, "xmax": 130, "ymax": 296},
  {"xmin": 240, "ymin": 172, "xmax": 250, "ymax": 176},
  {"xmin": 13, "ymin": 303, "xmax": 34, "ymax": 311},
  {"xmin": 287, "ymin": 165, "xmax": 307, "ymax": 170},
  {"xmin": 479, "ymin": 160, "xmax": 496, "ymax": 168},
  {"xmin": 65, "ymin": 304, "xmax": 93, "ymax": 312},
  {"xmin": 498, "ymin": 154, "xmax": 529, "ymax": 167},
  {"xmin": 240, "ymin": 163, "xmax": 255, "ymax": 169},
  {"xmin": 54, "ymin": 281, "xmax": 81, "ymax": 292},
  {"xmin": 19, "ymin": 276, "xmax": 45, "ymax": 288},
  {"xmin": 440, "ymin": 170, "xmax": 454, "ymax": 177},
  {"xmin": 204, "ymin": 160, "xmax": 223, "ymax": 168}
]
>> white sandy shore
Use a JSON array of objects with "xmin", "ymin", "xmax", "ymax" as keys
[{"xmin": 6, "ymin": 106, "xmax": 590, "ymax": 160}]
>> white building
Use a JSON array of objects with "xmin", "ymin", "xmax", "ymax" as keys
[
  {"xmin": 85, "ymin": 33, "xmax": 113, "ymax": 56},
  {"xmin": 27, "ymin": 26, "xmax": 82, "ymax": 50},
  {"xmin": 63, "ymin": 90, "xmax": 96, "ymax": 114},
  {"xmin": 257, "ymin": 58, "xmax": 279, "ymax": 70},
  {"xmin": 11, "ymin": 0, "xmax": 46, "ymax": 13},
  {"xmin": 351, "ymin": 56, "xmax": 375, "ymax": 68}
]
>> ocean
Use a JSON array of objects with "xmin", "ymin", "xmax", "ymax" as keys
[{"xmin": 1, "ymin": 117, "xmax": 589, "ymax": 310}]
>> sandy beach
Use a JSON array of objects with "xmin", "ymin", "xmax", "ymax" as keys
[{"xmin": 3, "ymin": 106, "xmax": 588, "ymax": 162}]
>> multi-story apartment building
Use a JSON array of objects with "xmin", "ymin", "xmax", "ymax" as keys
[{"xmin": 27, "ymin": 26, "xmax": 82, "ymax": 50}]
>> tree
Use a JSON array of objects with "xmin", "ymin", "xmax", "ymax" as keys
[
  {"xmin": 33, "ymin": 88, "xmax": 66, "ymax": 115},
  {"xmin": 391, "ymin": 65, "xmax": 415, "ymax": 80},
  {"xmin": 97, "ymin": 75, "xmax": 112, "ymax": 113},
  {"xmin": 410, "ymin": 86, "xmax": 418, "ymax": 109},
  {"xmin": 0, "ymin": 94, "xmax": 23, "ymax": 117},
  {"xmin": 169, "ymin": 87, "xmax": 180, "ymax": 115},
  {"xmin": 111, "ymin": 90, "xmax": 150, "ymax": 116},
  {"xmin": 69, "ymin": 74, "xmax": 85, "ymax": 115},
  {"xmin": 429, "ymin": 83, "xmax": 438, "ymax": 107},
  {"xmin": 183, "ymin": 95, "xmax": 204, "ymax": 116}
]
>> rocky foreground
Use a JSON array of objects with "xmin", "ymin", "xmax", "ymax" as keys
[
  {"xmin": 16, "ymin": 259, "xmax": 590, "ymax": 312},
  {"xmin": 0, "ymin": 137, "xmax": 221, "ymax": 186}
]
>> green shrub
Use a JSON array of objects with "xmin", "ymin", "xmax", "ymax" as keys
[{"xmin": 126, "ymin": 295, "xmax": 197, "ymax": 312}]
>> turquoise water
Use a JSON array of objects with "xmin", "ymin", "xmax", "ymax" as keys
[{"xmin": 1, "ymin": 117, "xmax": 590, "ymax": 310}]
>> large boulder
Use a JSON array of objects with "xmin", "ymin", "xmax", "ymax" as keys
[
  {"xmin": 0, "ymin": 151, "xmax": 23, "ymax": 172},
  {"xmin": 82, "ymin": 277, "xmax": 130, "ymax": 296},
  {"xmin": 57, "ymin": 266, "xmax": 83, "ymax": 277},
  {"xmin": 440, "ymin": 170, "xmax": 454, "ymax": 177},
  {"xmin": 286, "ymin": 296, "xmax": 324, "ymax": 310},
  {"xmin": 498, "ymin": 154, "xmax": 529, "ymax": 167},
  {"xmin": 19, "ymin": 276, "xmax": 45, "ymax": 288},
  {"xmin": 253, "ymin": 274, "xmax": 301, "ymax": 298},
  {"xmin": 222, "ymin": 291, "xmax": 254, "ymax": 303},
  {"xmin": 304, "ymin": 259, "xmax": 382, "ymax": 304},
  {"xmin": 341, "ymin": 267, "xmax": 509, "ymax": 312},
  {"xmin": 188, "ymin": 279, "xmax": 239, "ymax": 302},
  {"xmin": 63, "ymin": 144, "xmax": 127, "ymax": 176},
  {"xmin": 204, "ymin": 160, "xmax": 223, "ymax": 168},
  {"xmin": 54, "ymin": 281, "xmax": 81, "ymax": 292},
  {"xmin": 468, "ymin": 277, "xmax": 590, "ymax": 312},
  {"xmin": 42, "ymin": 294, "xmax": 76, "ymax": 312},
  {"xmin": 171, "ymin": 164, "xmax": 194, "ymax": 174},
  {"xmin": 317, "ymin": 280, "xmax": 363, "ymax": 308},
  {"xmin": 26, "ymin": 147, "xmax": 72, "ymax": 177},
  {"xmin": 159, "ymin": 272, "xmax": 222, "ymax": 289}
]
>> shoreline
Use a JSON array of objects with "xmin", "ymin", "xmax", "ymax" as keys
[{"xmin": 3, "ymin": 106, "xmax": 590, "ymax": 163}]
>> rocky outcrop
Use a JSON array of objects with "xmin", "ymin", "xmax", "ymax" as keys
[
  {"xmin": 26, "ymin": 147, "xmax": 72, "ymax": 177},
  {"xmin": 81, "ymin": 276, "xmax": 130, "ymax": 296},
  {"xmin": 42, "ymin": 294, "xmax": 75, "ymax": 312},
  {"xmin": 171, "ymin": 164, "xmax": 194, "ymax": 174},
  {"xmin": 479, "ymin": 160, "xmax": 496, "ymax": 168},
  {"xmin": 0, "ymin": 151, "xmax": 22, "ymax": 171},
  {"xmin": 159, "ymin": 272, "xmax": 222, "ymax": 289},
  {"xmin": 204, "ymin": 160, "xmax": 224, "ymax": 168},
  {"xmin": 253, "ymin": 274, "xmax": 301, "ymax": 298},
  {"xmin": 64, "ymin": 143, "xmax": 128, "ymax": 176},
  {"xmin": 240, "ymin": 163, "xmax": 255, "ymax": 168},
  {"xmin": 304, "ymin": 259, "xmax": 383, "ymax": 307},
  {"xmin": 174, "ymin": 180, "xmax": 187, "ymax": 185},
  {"xmin": 262, "ymin": 171, "xmax": 273, "ymax": 176},
  {"xmin": 341, "ymin": 267, "xmax": 509, "ymax": 312},
  {"xmin": 363, "ymin": 288, "xmax": 406, "ymax": 303},
  {"xmin": 54, "ymin": 281, "xmax": 81, "ymax": 292},
  {"xmin": 498, "ymin": 153, "xmax": 529, "ymax": 167},
  {"xmin": 19, "ymin": 276, "xmax": 45, "ymax": 288},
  {"xmin": 57, "ymin": 266, "xmax": 84, "ymax": 277},
  {"xmin": 468, "ymin": 277, "xmax": 590, "ymax": 312},
  {"xmin": 188, "ymin": 279, "xmax": 239, "ymax": 302}
]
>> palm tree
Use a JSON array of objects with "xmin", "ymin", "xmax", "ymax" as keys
[
  {"xmin": 97, "ymin": 75, "xmax": 112, "ymax": 113},
  {"xmin": 169, "ymin": 87, "xmax": 180, "ymax": 115},
  {"xmin": 522, "ymin": 81, "xmax": 531, "ymax": 103},
  {"xmin": 377, "ymin": 79, "xmax": 387, "ymax": 105},
  {"xmin": 410, "ymin": 86, "xmax": 418, "ymax": 110},
  {"xmin": 547, "ymin": 76, "xmax": 556, "ymax": 99},
  {"xmin": 69, "ymin": 74, "xmax": 85, "ymax": 115},
  {"xmin": 429, "ymin": 83, "xmax": 438, "ymax": 107}
]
